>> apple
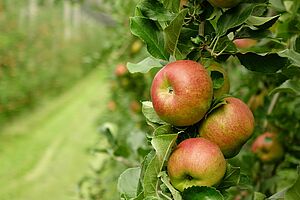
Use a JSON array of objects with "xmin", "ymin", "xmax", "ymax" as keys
[
  {"xmin": 130, "ymin": 40, "xmax": 143, "ymax": 54},
  {"xmin": 151, "ymin": 60, "xmax": 213, "ymax": 126},
  {"xmin": 251, "ymin": 132, "xmax": 284, "ymax": 163},
  {"xmin": 115, "ymin": 64, "xmax": 128, "ymax": 77},
  {"xmin": 180, "ymin": 0, "xmax": 188, "ymax": 8},
  {"xmin": 167, "ymin": 138, "xmax": 226, "ymax": 192},
  {"xmin": 208, "ymin": 0, "xmax": 240, "ymax": 8},
  {"xmin": 207, "ymin": 64, "xmax": 230, "ymax": 98},
  {"xmin": 233, "ymin": 38, "xmax": 257, "ymax": 49},
  {"xmin": 199, "ymin": 97, "xmax": 255, "ymax": 158},
  {"xmin": 130, "ymin": 100, "xmax": 141, "ymax": 113},
  {"xmin": 107, "ymin": 100, "xmax": 117, "ymax": 111}
]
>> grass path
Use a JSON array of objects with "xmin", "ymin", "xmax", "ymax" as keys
[{"xmin": 0, "ymin": 68, "xmax": 109, "ymax": 200}]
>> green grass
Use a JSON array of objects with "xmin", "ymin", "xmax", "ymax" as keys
[{"xmin": 0, "ymin": 67, "xmax": 109, "ymax": 200}]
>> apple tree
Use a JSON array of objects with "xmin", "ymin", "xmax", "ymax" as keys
[{"xmin": 116, "ymin": 0, "xmax": 300, "ymax": 199}]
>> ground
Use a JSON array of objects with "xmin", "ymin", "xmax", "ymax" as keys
[{"xmin": 0, "ymin": 68, "xmax": 108, "ymax": 200}]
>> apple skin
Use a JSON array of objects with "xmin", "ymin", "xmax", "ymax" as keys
[
  {"xmin": 207, "ymin": 64, "xmax": 230, "ymax": 98},
  {"xmin": 208, "ymin": 0, "xmax": 240, "ymax": 8},
  {"xmin": 115, "ymin": 64, "xmax": 128, "ymax": 77},
  {"xmin": 151, "ymin": 60, "xmax": 213, "ymax": 126},
  {"xmin": 180, "ymin": 0, "xmax": 188, "ymax": 8},
  {"xmin": 233, "ymin": 38, "xmax": 257, "ymax": 49},
  {"xmin": 199, "ymin": 97, "xmax": 255, "ymax": 158},
  {"xmin": 167, "ymin": 138, "xmax": 227, "ymax": 192},
  {"xmin": 251, "ymin": 132, "xmax": 284, "ymax": 163}
]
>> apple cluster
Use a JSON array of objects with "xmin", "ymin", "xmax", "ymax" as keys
[{"xmin": 150, "ymin": 60, "xmax": 255, "ymax": 192}]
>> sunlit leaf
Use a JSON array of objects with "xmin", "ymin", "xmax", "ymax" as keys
[
  {"xmin": 118, "ymin": 167, "xmax": 141, "ymax": 199},
  {"xmin": 127, "ymin": 57, "xmax": 163, "ymax": 73},
  {"xmin": 142, "ymin": 101, "xmax": 167, "ymax": 125}
]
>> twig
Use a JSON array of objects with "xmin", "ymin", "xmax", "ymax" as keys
[{"xmin": 263, "ymin": 93, "xmax": 280, "ymax": 130}]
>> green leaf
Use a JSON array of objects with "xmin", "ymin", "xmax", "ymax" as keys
[
  {"xmin": 236, "ymin": 52, "xmax": 288, "ymax": 73},
  {"xmin": 127, "ymin": 57, "xmax": 163, "ymax": 73},
  {"xmin": 143, "ymin": 134, "xmax": 178, "ymax": 198},
  {"xmin": 235, "ymin": 26, "xmax": 272, "ymax": 39},
  {"xmin": 137, "ymin": 0, "xmax": 175, "ymax": 21},
  {"xmin": 246, "ymin": 15, "xmax": 280, "ymax": 29},
  {"xmin": 253, "ymin": 192, "xmax": 267, "ymax": 200},
  {"xmin": 142, "ymin": 101, "xmax": 167, "ymax": 125},
  {"xmin": 164, "ymin": 9, "xmax": 188, "ymax": 59},
  {"xmin": 182, "ymin": 186, "xmax": 224, "ymax": 200},
  {"xmin": 285, "ymin": 171, "xmax": 300, "ymax": 200},
  {"xmin": 138, "ymin": 150, "xmax": 156, "ymax": 194},
  {"xmin": 153, "ymin": 124, "xmax": 173, "ymax": 136},
  {"xmin": 159, "ymin": 171, "xmax": 182, "ymax": 200},
  {"xmin": 118, "ymin": 167, "xmax": 141, "ymax": 199},
  {"xmin": 130, "ymin": 17, "xmax": 169, "ymax": 60},
  {"xmin": 294, "ymin": 35, "xmax": 300, "ymax": 53},
  {"xmin": 151, "ymin": 133, "xmax": 178, "ymax": 163},
  {"xmin": 268, "ymin": 187, "xmax": 288, "ymax": 199},
  {"xmin": 211, "ymin": 71, "xmax": 225, "ymax": 89},
  {"xmin": 99, "ymin": 122, "xmax": 118, "ymax": 146},
  {"xmin": 278, "ymin": 49, "xmax": 300, "ymax": 67},
  {"xmin": 162, "ymin": 0, "xmax": 180, "ymax": 13},
  {"xmin": 218, "ymin": 164, "xmax": 241, "ymax": 190},
  {"xmin": 177, "ymin": 27, "xmax": 199, "ymax": 58},
  {"xmin": 269, "ymin": 79, "xmax": 300, "ymax": 96},
  {"xmin": 217, "ymin": 3, "xmax": 258, "ymax": 36},
  {"xmin": 204, "ymin": 96, "xmax": 228, "ymax": 117},
  {"xmin": 143, "ymin": 155, "xmax": 161, "ymax": 197}
]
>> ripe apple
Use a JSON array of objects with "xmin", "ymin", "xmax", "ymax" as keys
[
  {"xmin": 207, "ymin": 64, "xmax": 230, "ymax": 98},
  {"xmin": 107, "ymin": 100, "xmax": 117, "ymax": 111},
  {"xmin": 115, "ymin": 64, "xmax": 128, "ymax": 77},
  {"xmin": 208, "ymin": 0, "xmax": 240, "ymax": 8},
  {"xmin": 199, "ymin": 97, "xmax": 255, "ymax": 158},
  {"xmin": 130, "ymin": 100, "xmax": 141, "ymax": 113},
  {"xmin": 167, "ymin": 138, "xmax": 226, "ymax": 192},
  {"xmin": 233, "ymin": 38, "xmax": 257, "ymax": 49},
  {"xmin": 251, "ymin": 132, "xmax": 284, "ymax": 163},
  {"xmin": 151, "ymin": 60, "xmax": 213, "ymax": 126}
]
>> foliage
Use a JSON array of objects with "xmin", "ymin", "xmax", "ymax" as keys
[
  {"xmin": 0, "ymin": 1, "xmax": 103, "ymax": 123},
  {"xmin": 114, "ymin": 0, "xmax": 300, "ymax": 199}
]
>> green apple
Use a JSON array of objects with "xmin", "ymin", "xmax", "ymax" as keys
[
  {"xmin": 208, "ymin": 0, "xmax": 240, "ymax": 8},
  {"xmin": 167, "ymin": 138, "xmax": 226, "ymax": 192},
  {"xmin": 251, "ymin": 132, "xmax": 284, "ymax": 163},
  {"xmin": 233, "ymin": 38, "xmax": 257, "ymax": 49},
  {"xmin": 199, "ymin": 97, "xmax": 255, "ymax": 158},
  {"xmin": 207, "ymin": 63, "xmax": 230, "ymax": 98},
  {"xmin": 151, "ymin": 60, "xmax": 213, "ymax": 126}
]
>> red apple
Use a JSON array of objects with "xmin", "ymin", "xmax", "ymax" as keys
[
  {"xmin": 233, "ymin": 38, "xmax": 257, "ymax": 49},
  {"xmin": 167, "ymin": 138, "xmax": 226, "ymax": 192},
  {"xmin": 199, "ymin": 97, "xmax": 255, "ymax": 158},
  {"xmin": 208, "ymin": 0, "xmax": 240, "ymax": 8},
  {"xmin": 115, "ymin": 64, "xmax": 128, "ymax": 77},
  {"xmin": 107, "ymin": 100, "xmax": 117, "ymax": 111},
  {"xmin": 251, "ymin": 132, "xmax": 284, "ymax": 163},
  {"xmin": 151, "ymin": 60, "xmax": 213, "ymax": 126}
]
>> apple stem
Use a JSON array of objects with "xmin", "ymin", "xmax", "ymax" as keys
[
  {"xmin": 159, "ymin": 191, "xmax": 173, "ymax": 200},
  {"xmin": 199, "ymin": 21, "xmax": 205, "ymax": 36},
  {"xmin": 211, "ymin": 36, "xmax": 220, "ymax": 56},
  {"xmin": 168, "ymin": 86, "xmax": 174, "ymax": 94}
]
